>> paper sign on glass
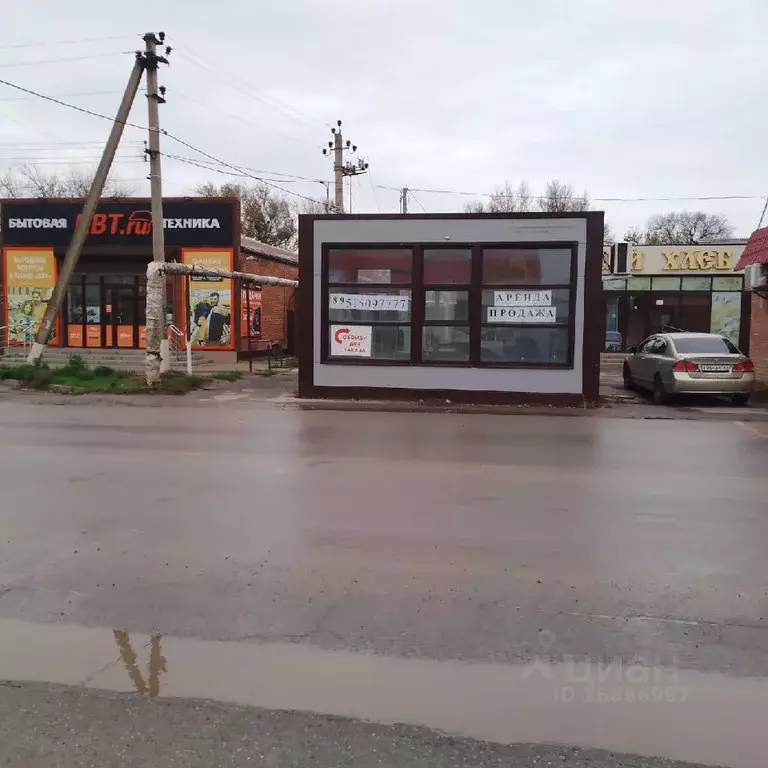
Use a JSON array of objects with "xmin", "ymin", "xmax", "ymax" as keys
[
  {"xmin": 330, "ymin": 325, "xmax": 372, "ymax": 357},
  {"xmin": 330, "ymin": 293, "xmax": 409, "ymax": 312},
  {"xmin": 494, "ymin": 290, "xmax": 552, "ymax": 307},
  {"xmin": 487, "ymin": 306, "xmax": 557, "ymax": 323}
]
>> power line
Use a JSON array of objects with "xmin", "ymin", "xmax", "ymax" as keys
[
  {"xmin": 0, "ymin": 35, "xmax": 130, "ymax": 51},
  {"xmin": 375, "ymin": 184, "xmax": 766, "ymax": 204},
  {"xmin": 0, "ymin": 75, "xmax": 148, "ymax": 131},
  {"xmin": 173, "ymin": 48, "xmax": 325, "ymax": 138},
  {"xmin": 0, "ymin": 75, "xmax": 328, "ymax": 204},
  {"xmin": 175, "ymin": 44, "xmax": 329, "ymax": 130},
  {"xmin": 0, "ymin": 51, "xmax": 132, "ymax": 68},
  {"xmin": 162, "ymin": 152, "xmax": 325, "ymax": 204},
  {"xmin": 410, "ymin": 191, "xmax": 428, "ymax": 212},
  {"xmin": 0, "ymin": 89, "xmax": 122, "ymax": 102}
]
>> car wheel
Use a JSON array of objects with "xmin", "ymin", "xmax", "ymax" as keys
[
  {"xmin": 731, "ymin": 393, "xmax": 751, "ymax": 407},
  {"xmin": 652, "ymin": 375, "xmax": 669, "ymax": 405},
  {"xmin": 622, "ymin": 362, "xmax": 634, "ymax": 390}
]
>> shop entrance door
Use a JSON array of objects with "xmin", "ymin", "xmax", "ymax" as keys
[{"xmin": 104, "ymin": 284, "xmax": 138, "ymax": 348}]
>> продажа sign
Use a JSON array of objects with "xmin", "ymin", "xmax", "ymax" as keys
[
  {"xmin": 330, "ymin": 325, "xmax": 372, "ymax": 357},
  {"xmin": 487, "ymin": 306, "xmax": 557, "ymax": 323}
]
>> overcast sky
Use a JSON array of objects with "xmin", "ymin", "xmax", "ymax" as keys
[{"xmin": 1, "ymin": 0, "xmax": 766, "ymax": 237}]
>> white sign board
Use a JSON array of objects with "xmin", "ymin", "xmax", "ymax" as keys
[
  {"xmin": 330, "ymin": 325, "xmax": 372, "ymax": 357},
  {"xmin": 494, "ymin": 290, "xmax": 552, "ymax": 307},
  {"xmin": 487, "ymin": 307, "xmax": 557, "ymax": 323},
  {"xmin": 330, "ymin": 293, "xmax": 409, "ymax": 312}
]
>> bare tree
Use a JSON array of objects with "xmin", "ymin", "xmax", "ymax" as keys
[
  {"xmin": 624, "ymin": 212, "xmax": 734, "ymax": 245},
  {"xmin": 644, "ymin": 211, "xmax": 734, "ymax": 245},
  {"xmin": 195, "ymin": 181, "xmax": 296, "ymax": 247},
  {"xmin": 537, "ymin": 180, "xmax": 589, "ymax": 212},
  {"xmin": 0, "ymin": 163, "xmax": 134, "ymax": 198},
  {"xmin": 464, "ymin": 180, "xmax": 535, "ymax": 213},
  {"xmin": 603, "ymin": 222, "xmax": 615, "ymax": 245}
]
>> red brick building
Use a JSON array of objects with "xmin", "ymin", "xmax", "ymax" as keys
[
  {"xmin": 239, "ymin": 237, "xmax": 298, "ymax": 353},
  {"xmin": 736, "ymin": 228, "xmax": 768, "ymax": 385}
]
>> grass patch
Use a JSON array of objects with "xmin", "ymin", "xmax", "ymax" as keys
[
  {"xmin": 0, "ymin": 357, "xmax": 208, "ymax": 395},
  {"xmin": 210, "ymin": 370, "xmax": 243, "ymax": 381}
]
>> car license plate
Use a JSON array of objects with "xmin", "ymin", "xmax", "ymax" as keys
[{"xmin": 700, "ymin": 365, "xmax": 731, "ymax": 373}]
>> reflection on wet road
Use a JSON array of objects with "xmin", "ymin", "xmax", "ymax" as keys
[
  {"xmin": 1, "ymin": 401, "xmax": 767, "ymax": 766},
  {"xmin": 0, "ymin": 617, "xmax": 767, "ymax": 767}
]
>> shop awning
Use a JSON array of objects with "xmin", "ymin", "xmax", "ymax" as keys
[{"xmin": 735, "ymin": 227, "xmax": 768, "ymax": 269}]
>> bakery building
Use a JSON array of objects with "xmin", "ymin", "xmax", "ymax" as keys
[
  {"xmin": 602, "ymin": 242, "xmax": 748, "ymax": 352},
  {"xmin": 1, "ymin": 197, "xmax": 297, "ymax": 360},
  {"xmin": 298, "ymin": 211, "xmax": 604, "ymax": 405}
]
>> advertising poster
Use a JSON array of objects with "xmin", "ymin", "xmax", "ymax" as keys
[
  {"xmin": 3, "ymin": 247, "xmax": 58, "ymax": 345},
  {"xmin": 330, "ymin": 325, "xmax": 372, "ymax": 357},
  {"xmin": 240, "ymin": 287, "xmax": 262, "ymax": 338},
  {"xmin": 710, "ymin": 292, "xmax": 741, "ymax": 345},
  {"xmin": 181, "ymin": 248, "xmax": 234, "ymax": 350}
]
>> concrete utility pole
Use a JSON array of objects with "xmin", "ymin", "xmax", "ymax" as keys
[
  {"xmin": 332, "ymin": 121, "xmax": 344, "ymax": 213},
  {"xmin": 27, "ymin": 53, "xmax": 145, "ymax": 363},
  {"xmin": 400, "ymin": 187, "xmax": 409, "ymax": 214},
  {"xmin": 142, "ymin": 31, "xmax": 170, "ymax": 385},
  {"xmin": 322, "ymin": 120, "xmax": 369, "ymax": 213}
]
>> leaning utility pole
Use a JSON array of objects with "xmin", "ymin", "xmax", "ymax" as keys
[
  {"xmin": 322, "ymin": 120, "xmax": 369, "ymax": 213},
  {"xmin": 142, "ymin": 31, "xmax": 171, "ymax": 385},
  {"xmin": 27, "ymin": 52, "xmax": 145, "ymax": 363},
  {"xmin": 400, "ymin": 187, "xmax": 409, "ymax": 214}
]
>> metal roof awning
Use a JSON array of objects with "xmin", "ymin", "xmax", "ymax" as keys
[{"xmin": 735, "ymin": 227, "xmax": 768, "ymax": 269}]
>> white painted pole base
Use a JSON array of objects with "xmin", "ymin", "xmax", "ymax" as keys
[
  {"xmin": 159, "ymin": 339, "xmax": 170, "ymax": 374},
  {"xmin": 185, "ymin": 340, "xmax": 192, "ymax": 375},
  {"xmin": 26, "ymin": 342, "xmax": 46, "ymax": 364}
]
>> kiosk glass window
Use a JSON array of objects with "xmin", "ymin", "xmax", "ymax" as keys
[
  {"xmin": 326, "ymin": 248, "xmax": 413, "ymax": 361},
  {"xmin": 421, "ymin": 249, "xmax": 471, "ymax": 363},
  {"xmin": 480, "ymin": 248, "xmax": 574, "ymax": 366}
]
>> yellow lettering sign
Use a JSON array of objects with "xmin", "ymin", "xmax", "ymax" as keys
[
  {"xmin": 679, "ymin": 252, "xmax": 696, "ymax": 270},
  {"xmin": 631, "ymin": 251, "xmax": 644, "ymax": 272},
  {"xmin": 663, "ymin": 252, "xmax": 676, "ymax": 270},
  {"xmin": 716, "ymin": 251, "xmax": 731, "ymax": 269},
  {"xmin": 697, "ymin": 251, "xmax": 714, "ymax": 269}
]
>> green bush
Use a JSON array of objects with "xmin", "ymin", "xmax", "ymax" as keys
[
  {"xmin": 93, "ymin": 365, "xmax": 117, "ymax": 377},
  {"xmin": 29, "ymin": 367, "xmax": 55, "ymax": 390},
  {"xmin": 59, "ymin": 355, "xmax": 90, "ymax": 378},
  {"xmin": 211, "ymin": 371, "xmax": 242, "ymax": 381}
]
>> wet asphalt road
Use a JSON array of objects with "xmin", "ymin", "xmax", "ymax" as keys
[{"xmin": 0, "ymin": 399, "xmax": 767, "ymax": 767}]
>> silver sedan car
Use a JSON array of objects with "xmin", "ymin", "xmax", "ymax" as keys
[{"xmin": 622, "ymin": 332, "xmax": 756, "ymax": 405}]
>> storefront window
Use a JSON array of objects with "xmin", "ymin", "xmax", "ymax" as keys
[
  {"xmin": 712, "ymin": 276, "xmax": 743, "ymax": 291},
  {"xmin": 626, "ymin": 276, "xmax": 651, "ymax": 291},
  {"xmin": 710, "ymin": 292, "xmax": 741, "ymax": 344},
  {"xmin": 327, "ymin": 248, "xmax": 413, "ymax": 361},
  {"xmin": 483, "ymin": 248, "xmax": 571, "ymax": 285},
  {"xmin": 67, "ymin": 284, "xmax": 84, "ymax": 323},
  {"xmin": 651, "ymin": 277, "xmax": 681, "ymax": 291},
  {"xmin": 481, "ymin": 327, "xmax": 570, "ymax": 364},
  {"xmin": 481, "ymin": 248, "xmax": 573, "ymax": 366},
  {"xmin": 422, "ymin": 327, "xmax": 469, "ymax": 361},
  {"xmin": 328, "ymin": 248, "xmax": 411, "ymax": 284},
  {"xmin": 323, "ymin": 245, "xmax": 576, "ymax": 367},
  {"xmin": 421, "ymin": 249, "xmax": 472, "ymax": 363},
  {"xmin": 681, "ymin": 276, "xmax": 711, "ymax": 291},
  {"xmin": 603, "ymin": 278, "xmax": 626, "ymax": 291},
  {"xmin": 423, "ymin": 249, "xmax": 471, "ymax": 284}
]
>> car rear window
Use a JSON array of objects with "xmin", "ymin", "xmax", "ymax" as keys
[{"xmin": 673, "ymin": 337, "xmax": 740, "ymax": 355}]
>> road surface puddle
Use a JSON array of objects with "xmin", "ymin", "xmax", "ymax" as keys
[{"xmin": 0, "ymin": 617, "xmax": 765, "ymax": 768}]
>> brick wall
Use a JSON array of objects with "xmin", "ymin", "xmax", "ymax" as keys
[
  {"xmin": 749, "ymin": 292, "xmax": 768, "ymax": 385},
  {"xmin": 238, "ymin": 254, "xmax": 298, "ymax": 350}
]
